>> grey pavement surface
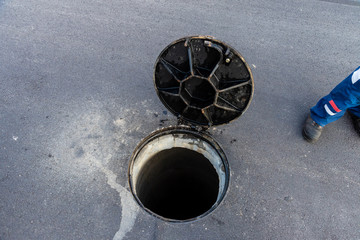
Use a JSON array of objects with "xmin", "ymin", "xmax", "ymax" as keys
[{"xmin": 0, "ymin": 0, "xmax": 360, "ymax": 239}]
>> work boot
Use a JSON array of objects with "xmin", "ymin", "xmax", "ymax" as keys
[
  {"xmin": 348, "ymin": 111, "xmax": 360, "ymax": 136},
  {"xmin": 302, "ymin": 114, "xmax": 323, "ymax": 143}
]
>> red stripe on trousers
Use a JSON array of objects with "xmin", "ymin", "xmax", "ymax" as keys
[{"xmin": 329, "ymin": 100, "xmax": 341, "ymax": 112}]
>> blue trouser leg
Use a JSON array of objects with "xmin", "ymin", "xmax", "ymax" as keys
[{"xmin": 310, "ymin": 66, "xmax": 360, "ymax": 126}]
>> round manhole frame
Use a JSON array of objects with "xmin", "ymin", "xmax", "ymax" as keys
[{"xmin": 128, "ymin": 125, "xmax": 230, "ymax": 223}]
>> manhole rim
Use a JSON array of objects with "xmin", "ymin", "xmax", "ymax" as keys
[{"xmin": 128, "ymin": 125, "xmax": 230, "ymax": 223}]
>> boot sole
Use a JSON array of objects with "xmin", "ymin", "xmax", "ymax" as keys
[{"xmin": 302, "ymin": 128, "xmax": 318, "ymax": 143}]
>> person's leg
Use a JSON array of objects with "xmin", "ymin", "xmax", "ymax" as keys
[
  {"xmin": 310, "ymin": 94, "xmax": 346, "ymax": 127},
  {"xmin": 303, "ymin": 66, "xmax": 360, "ymax": 142}
]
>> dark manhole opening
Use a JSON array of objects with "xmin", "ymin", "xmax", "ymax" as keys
[
  {"xmin": 129, "ymin": 129, "xmax": 229, "ymax": 222},
  {"xmin": 136, "ymin": 147, "xmax": 219, "ymax": 220}
]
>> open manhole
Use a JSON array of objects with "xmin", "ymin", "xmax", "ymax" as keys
[
  {"xmin": 128, "ymin": 36, "xmax": 253, "ymax": 222},
  {"xmin": 128, "ymin": 127, "xmax": 229, "ymax": 222}
]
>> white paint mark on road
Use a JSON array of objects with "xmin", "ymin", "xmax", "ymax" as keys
[
  {"xmin": 90, "ymin": 158, "xmax": 139, "ymax": 240},
  {"xmin": 47, "ymin": 103, "xmax": 152, "ymax": 240},
  {"xmin": 12, "ymin": 136, "xmax": 18, "ymax": 141},
  {"xmin": 114, "ymin": 118, "xmax": 126, "ymax": 127},
  {"xmin": 45, "ymin": 100, "xmax": 168, "ymax": 239}
]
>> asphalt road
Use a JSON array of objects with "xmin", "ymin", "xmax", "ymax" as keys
[{"xmin": 0, "ymin": 0, "xmax": 359, "ymax": 239}]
